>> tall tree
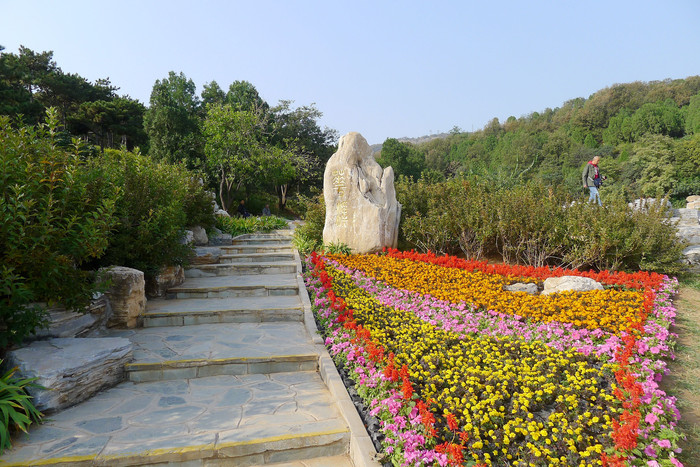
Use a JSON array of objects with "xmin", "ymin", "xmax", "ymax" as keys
[
  {"xmin": 203, "ymin": 103, "xmax": 267, "ymax": 210},
  {"xmin": 226, "ymin": 80, "xmax": 269, "ymax": 112},
  {"xmin": 270, "ymin": 100, "xmax": 337, "ymax": 191},
  {"xmin": 201, "ymin": 80, "xmax": 225, "ymax": 108},
  {"xmin": 377, "ymin": 138, "xmax": 426, "ymax": 180},
  {"xmin": 143, "ymin": 71, "xmax": 202, "ymax": 167}
]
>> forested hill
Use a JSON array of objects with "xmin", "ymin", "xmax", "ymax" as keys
[{"xmin": 377, "ymin": 76, "xmax": 700, "ymax": 203}]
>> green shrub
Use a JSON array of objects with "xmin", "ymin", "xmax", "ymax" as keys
[
  {"xmin": 291, "ymin": 193, "xmax": 325, "ymax": 255},
  {"xmin": 0, "ymin": 111, "xmax": 118, "ymax": 347},
  {"xmin": 397, "ymin": 177, "xmax": 497, "ymax": 257},
  {"xmin": 183, "ymin": 177, "xmax": 217, "ymax": 231},
  {"xmin": 493, "ymin": 182, "xmax": 568, "ymax": 267},
  {"xmin": 216, "ymin": 215, "xmax": 288, "ymax": 237},
  {"xmin": 562, "ymin": 197, "xmax": 686, "ymax": 274},
  {"xmin": 0, "ymin": 363, "xmax": 43, "ymax": 454},
  {"xmin": 90, "ymin": 148, "xmax": 201, "ymax": 279}
]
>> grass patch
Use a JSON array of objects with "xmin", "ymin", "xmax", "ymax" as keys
[
  {"xmin": 215, "ymin": 215, "xmax": 288, "ymax": 237},
  {"xmin": 663, "ymin": 286, "xmax": 700, "ymax": 466}
]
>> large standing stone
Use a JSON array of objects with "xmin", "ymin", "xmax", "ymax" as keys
[
  {"xmin": 542, "ymin": 276, "xmax": 604, "ymax": 295},
  {"xmin": 103, "ymin": 266, "xmax": 146, "ymax": 328},
  {"xmin": 323, "ymin": 132, "xmax": 401, "ymax": 253},
  {"xmin": 5, "ymin": 337, "xmax": 133, "ymax": 413}
]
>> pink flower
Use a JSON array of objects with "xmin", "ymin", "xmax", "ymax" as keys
[
  {"xmin": 644, "ymin": 445, "xmax": 657, "ymax": 458},
  {"xmin": 656, "ymin": 438, "xmax": 672, "ymax": 449},
  {"xmin": 645, "ymin": 412, "xmax": 659, "ymax": 425}
]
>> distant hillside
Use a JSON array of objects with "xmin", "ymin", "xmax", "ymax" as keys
[
  {"xmin": 371, "ymin": 132, "xmax": 450, "ymax": 155},
  {"xmin": 373, "ymin": 76, "xmax": 700, "ymax": 203}
]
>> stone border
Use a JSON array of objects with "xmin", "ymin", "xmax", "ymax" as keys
[{"xmin": 293, "ymin": 248, "xmax": 381, "ymax": 467}]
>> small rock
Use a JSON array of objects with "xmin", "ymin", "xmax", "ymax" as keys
[
  {"xmin": 504, "ymin": 283, "xmax": 538, "ymax": 295},
  {"xmin": 542, "ymin": 276, "xmax": 604, "ymax": 295},
  {"xmin": 180, "ymin": 230, "xmax": 194, "ymax": 245},
  {"xmin": 192, "ymin": 226, "xmax": 208, "ymax": 246}
]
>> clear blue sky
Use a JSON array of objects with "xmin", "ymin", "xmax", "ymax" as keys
[{"xmin": 2, "ymin": 0, "xmax": 699, "ymax": 144}]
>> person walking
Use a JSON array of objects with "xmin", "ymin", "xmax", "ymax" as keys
[{"xmin": 582, "ymin": 156, "xmax": 605, "ymax": 206}]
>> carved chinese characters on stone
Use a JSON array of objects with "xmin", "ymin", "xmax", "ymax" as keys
[
  {"xmin": 331, "ymin": 169, "xmax": 349, "ymax": 229},
  {"xmin": 323, "ymin": 132, "xmax": 401, "ymax": 253}
]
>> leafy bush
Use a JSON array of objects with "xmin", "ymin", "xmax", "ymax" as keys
[
  {"xmin": 182, "ymin": 177, "xmax": 217, "ymax": 231},
  {"xmin": 0, "ymin": 363, "xmax": 43, "ymax": 454},
  {"xmin": 0, "ymin": 111, "xmax": 117, "ymax": 347},
  {"xmin": 561, "ymin": 197, "xmax": 686, "ymax": 274},
  {"xmin": 90, "ymin": 148, "xmax": 206, "ymax": 279},
  {"xmin": 291, "ymin": 193, "xmax": 325, "ymax": 255},
  {"xmin": 492, "ymin": 183, "xmax": 568, "ymax": 267},
  {"xmin": 216, "ymin": 215, "xmax": 288, "ymax": 237}
]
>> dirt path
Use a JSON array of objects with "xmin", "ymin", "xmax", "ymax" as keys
[{"xmin": 663, "ymin": 286, "xmax": 700, "ymax": 464}]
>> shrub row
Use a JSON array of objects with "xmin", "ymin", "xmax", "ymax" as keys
[{"xmin": 396, "ymin": 177, "xmax": 686, "ymax": 275}]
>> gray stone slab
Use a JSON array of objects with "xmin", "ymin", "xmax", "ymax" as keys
[
  {"xmin": 147, "ymin": 296, "xmax": 302, "ymax": 315},
  {"xmin": 5, "ymin": 337, "xmax": 133, "ymax": 413},
  {"xmin": 222, "ymin": 252, "xmax": 295, "ymax": 264},
  {"xmin": 185, "ymin": 262, "xmax": 297, "ymax": 278},
  {"xmin": 114, "ymin": 322, "xmax": 316, "ymax": 365},
  {"xmin": 3, "ymin": 372, "xmax": 348, "ymax": 466},
  {"xmin": 169, "ymin": 274, "xmax": 298, "ymax": 291}
]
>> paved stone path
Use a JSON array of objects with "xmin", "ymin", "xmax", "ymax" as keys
[{"xmin": 3, "ymin": 228, "xmax": 376, "ymax": 466}]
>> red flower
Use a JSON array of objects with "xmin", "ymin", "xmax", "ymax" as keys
[{"xmin": 446, "ymin": 412, "xmax": 459, "ymax": 431}]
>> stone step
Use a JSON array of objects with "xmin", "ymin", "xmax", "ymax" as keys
[
  {"xmin": 232, "ymin": 237, "xmax": 293, "ymax": 247},
  {"xmin": 185, "ymin": 261, "xmax": 298, "ymax": 278},
  {"xmin": 251, "ymin": 455, "xmax": 355, "ymax": 467},
  {"xmin": 2, "ymin": 372, "xmax": 350, "ymax": 466},
  {"xmin": 109, "ymin": 321, "xmax": 318, "ymax": 383},
  {"xmin": 222, "ymin": 244, "xmax": 295, "ymax": 255},
  {"xmin": 236, "ymin": 231, "xmax": 294, "ymax": 240},
  {"xmin": 221, "ymin": 251, "xmax": 296, "ymax": 263},
  {"xmin": 143, "ymin": 296, "xmax": 304, "ymax": 327},
  {"xmin": 167, "ymin": 274, "xmax": 299, "ymax": 299}
]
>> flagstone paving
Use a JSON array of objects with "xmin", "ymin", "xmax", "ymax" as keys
[{"xmin": 2, "ymin": 229, "xmax": 374, "ymax": 466}]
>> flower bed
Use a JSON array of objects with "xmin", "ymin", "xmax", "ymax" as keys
[{"xmin": 305, "ymin": 251, "xmax": 684, "ymax": 466}]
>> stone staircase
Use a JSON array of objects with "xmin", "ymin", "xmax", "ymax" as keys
[{"xmin": 2, "ymin": 230, "xmax": 377, "ymax": 466}]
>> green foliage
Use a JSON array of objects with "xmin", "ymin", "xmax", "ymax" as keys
[
  {"xmin": 0, "ymin": 110, "xmax": 118, "ymax": 347},
  {"xmin": 0, "ymin": 46, "xmax": 145, "ymax": 149},
  {"xmin": 143, "ymin": 71, "xmax": 203, "ymax": 168},
  {"xmin": 395, "ymin": 176, "xmax": 686, "ymax": 274},
  {"xmin": 685, "ymin": 92, "xmax": 700, "ymax": 135},
  {"xmin": 376, "ymin": 138, "xmax": 426, "ymax": 180},
  {"xmin": 0, "ymin": 363, "xmax": 43, "ymax": 454},
  {"xmin": 90, "ymin": 148, "xmax": 206, "ymax": 279},
  {"xmin": 216, "ymin": 215, "xmax": 288, "ymax": 237},
  {"xmin": 203, "ymin": 103, "xmax": 270, "ymax": 210},
  {"xmin": 322, "ymin": 242, "xmax": 352, "ymax": 255},
  {"xmin": 561, "ymin": 197, "xmax": 685, "ymax": 274},
  {"xmin": 290, "ymin": 193, "xmax": 325, "ymax": 255}
]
